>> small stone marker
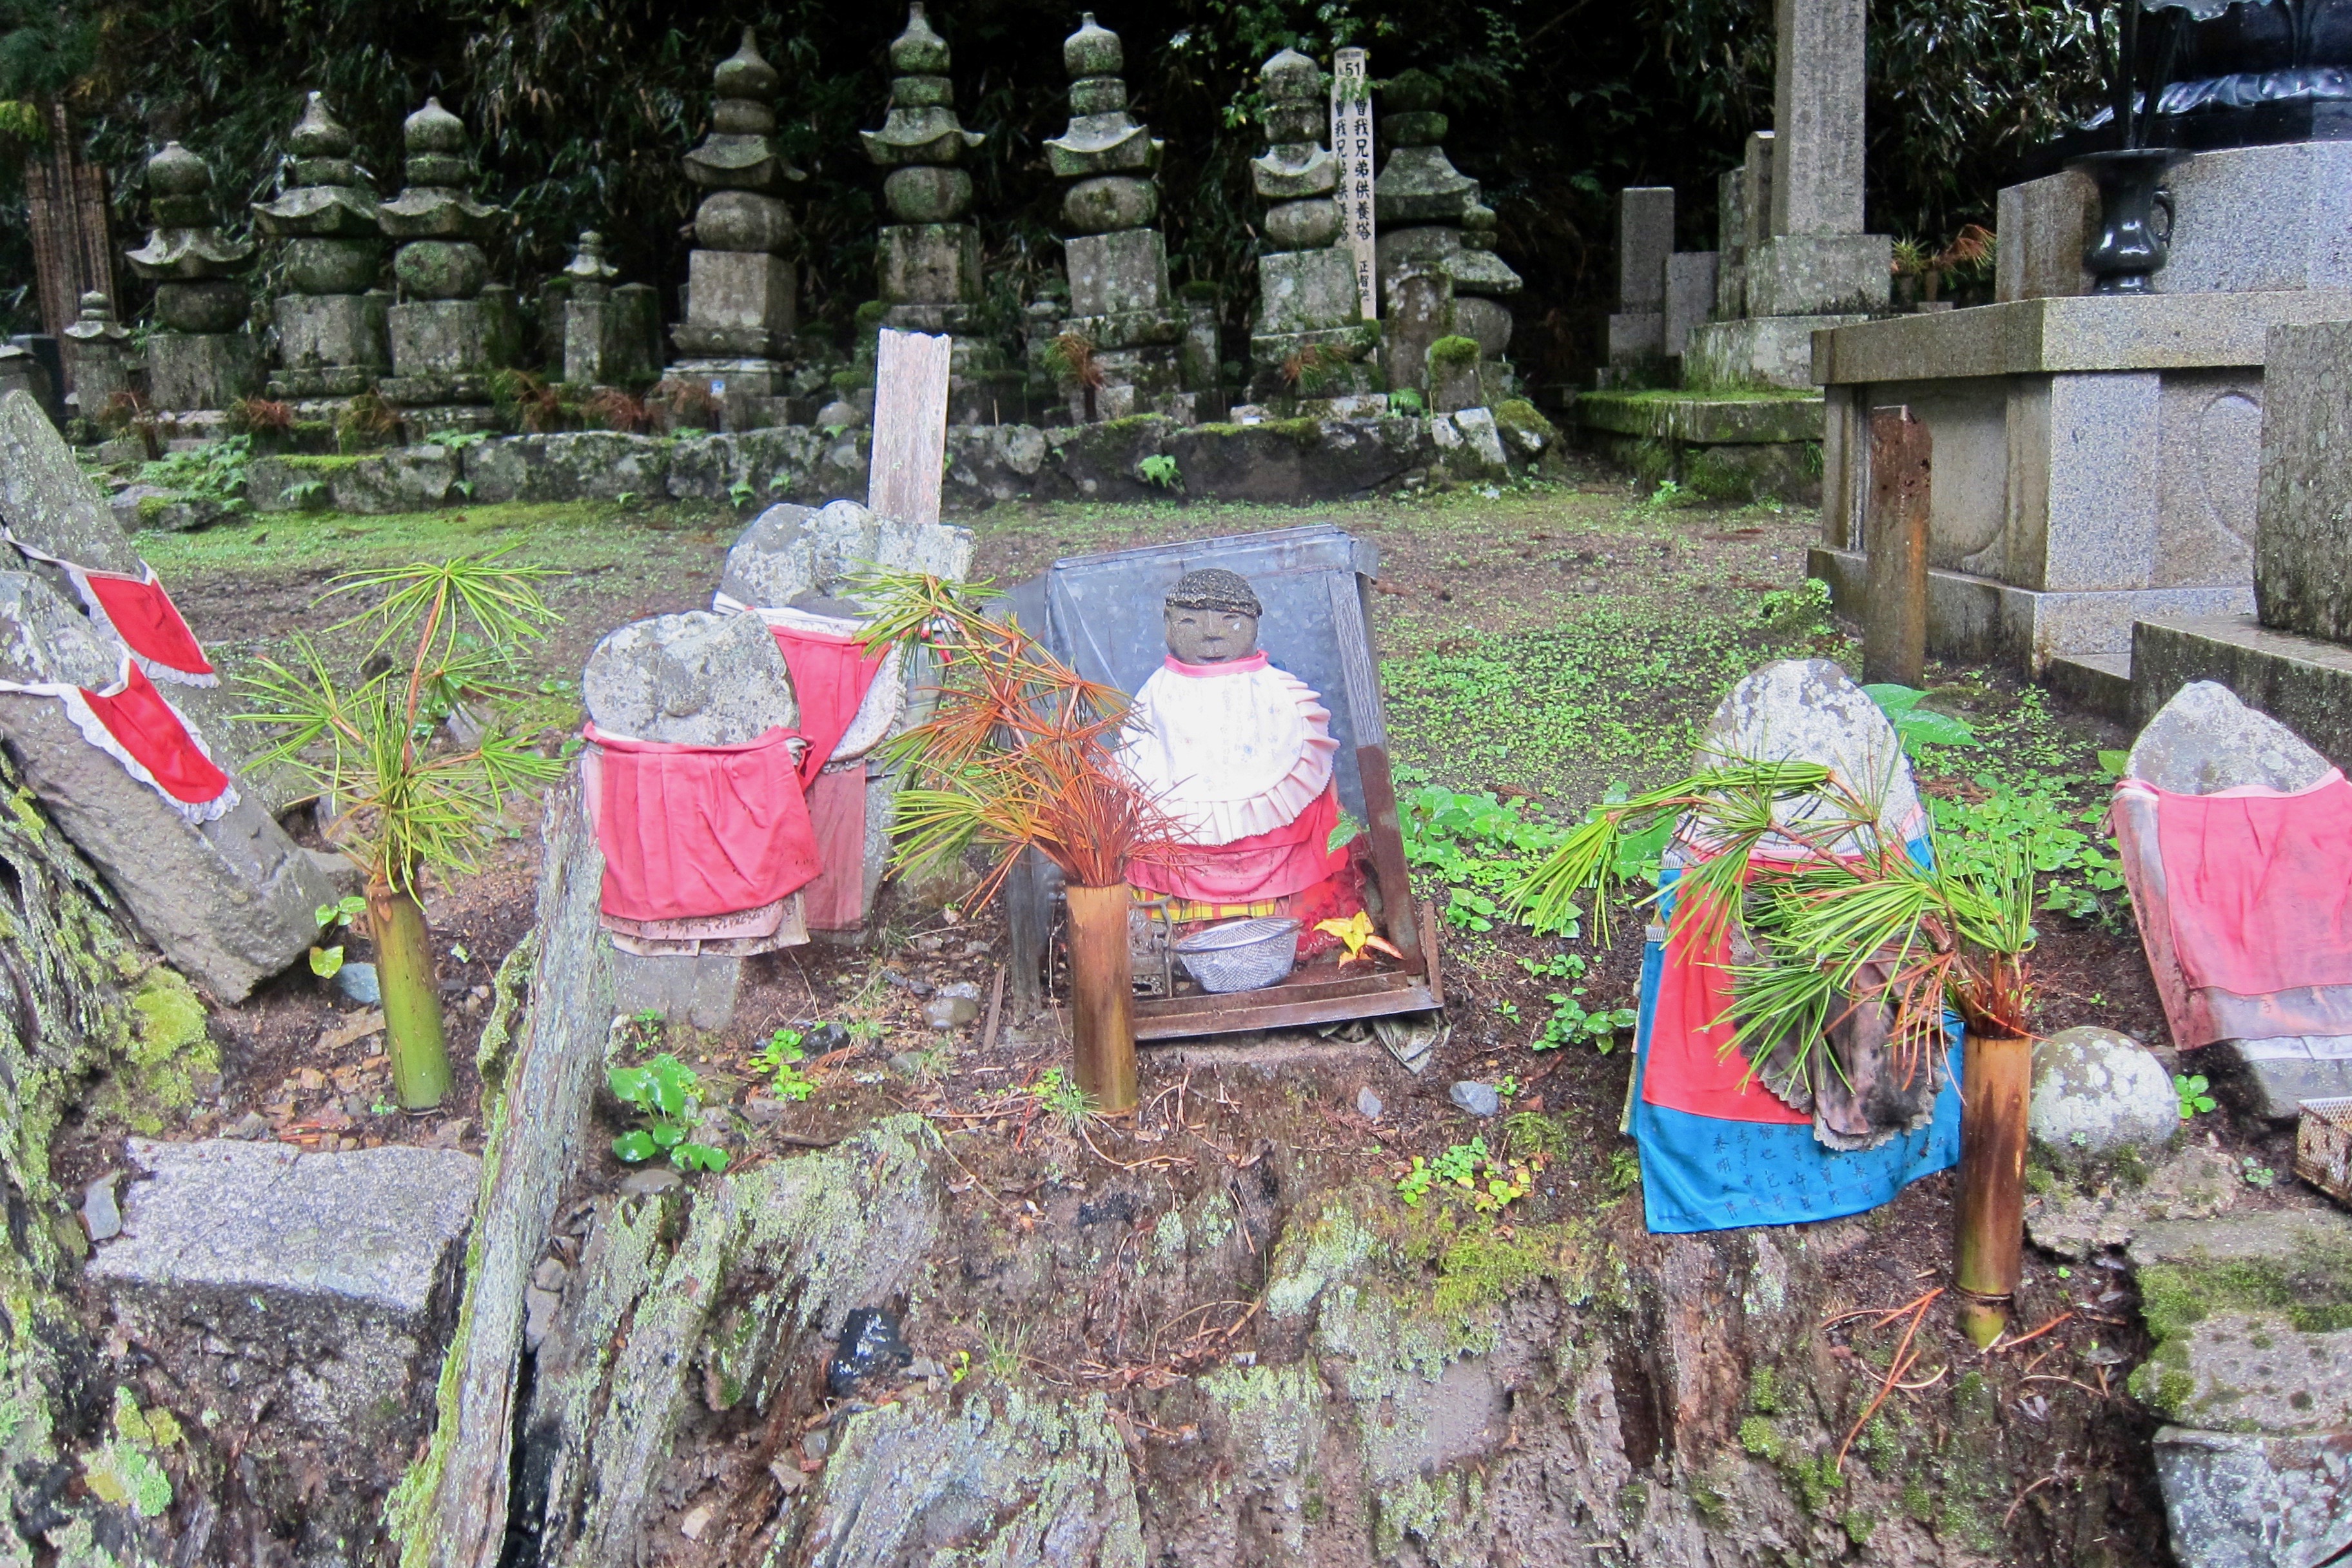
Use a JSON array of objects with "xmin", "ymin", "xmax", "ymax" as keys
[
  {"xmin": 2256, "ymin": 318, "xmax": 2352, "ymax": 644},
  {"xmin": 1770, "ymin": 0, "xmax": 1868, "ymax": 239},
  {"xmin": 1331, "ymin": 48, "xmax": 1377, "ymax": 321},
  {"xmin": 866, "ymin": 328, "xmax": 952, "ymax": 528},
  {"xmin": 1863, "ymin": 405, "xmax": 1930, "ymax": 689},
  {"xmin": 1356, "ymin": 1086, "xmax": 1384, "ymax": 1121},
  {"xmin": 2025, "ymin": 1026, "xmax": 2180, "ymax": 1161}
]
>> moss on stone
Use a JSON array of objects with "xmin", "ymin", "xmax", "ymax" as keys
[
  {"xmin": 1199, "ymin": 1359, "xmax": 1324, "ymax": 1476},
  {"xmin": 91, "ymin": 966, "xmax": 219, "ymax": 1135},
  {"xmin": 2139, "ymin": 1241, "xmax": 2352, "ymax": 1345},
  {"xmin": 1492, "ymin": 397, "xmax": 1558, "ymax": 451},
  {"xmin": 1738, "ymin": 1415, "xmax": 1781, "ymax": 1460},
  {"xmin": 282, "ymin": 453, "xmax": 365, "ymax": 473},
  {"xmin": 1685, "ymin": 448, "xmax": 1756, "ymax": 504},
  {"xmin": 1426, "ymin": 335, "xmax": 1480, "ymax": 371},
  {"xmin": 1396, "ymin": 1213, "xmax": 1595, "ymax": 1318}
]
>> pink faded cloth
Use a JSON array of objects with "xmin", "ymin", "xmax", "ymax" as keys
[
  {"xmin": 766, "ymin": 623, "xmax": 888, "ymax": 929},
  {"xmin": 2115, "ymin": 772, "xmax": 2352, "ymax": 1047},
  {"xmin": 585, "ymin": 724, "xmax": 822, "ymax": 924},
  {"xmin": 799, "ymin": 766, "xmax": 871, "ymax": 932},
  {"xmin": 1128, "ymin": 779, "xmax": 1347, "ymax": 905}
]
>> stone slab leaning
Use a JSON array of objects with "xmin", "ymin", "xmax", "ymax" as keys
[{"xmin": 0, "ymin": 571, "xmax": 333, "ymax": 999}]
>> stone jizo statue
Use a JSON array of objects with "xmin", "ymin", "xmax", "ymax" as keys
[{"xmin": 1119, "ymin": 569, "xmax": 1360, "ymax": 928}]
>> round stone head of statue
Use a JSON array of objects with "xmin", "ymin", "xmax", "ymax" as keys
[{"xmin": 1163, "ymin": 569, "xmax": 1263, "ymax": 665}]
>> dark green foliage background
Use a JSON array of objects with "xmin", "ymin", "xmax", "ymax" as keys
[{"xmin": 1, "ymin": 0, "xmax": 2103, "ymax": 390}]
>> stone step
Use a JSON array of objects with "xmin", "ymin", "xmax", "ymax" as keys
[
  {"xmin": 2044, "ymin": 650, "xmax": 2134, "ymax": 723},
  {"xmin": 2127, "ymin": 1207, "xmax": 2352, "ymax": 1568}
]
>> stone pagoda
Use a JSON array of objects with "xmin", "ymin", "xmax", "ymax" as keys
[
  {"xmin": 1372, "ymin": 70, "xmax": 1520, "ymax": 400},
  {"xmin": 124, "ymin": 141, "xmax": 260, "ymax": 418},
  {"xmin": 59, "ymin": 291, "xmax": 133, "ymax": 422},
  {"xmin": 376, "ymin": 98, "xmax": 517, "ymax": 435},
  {"xmin": 251, "ymin": 93, "xmax": 387, "ymax": 404},
  {"xmin": 557, "ymin": 231, "xmax": 660, "ymax": 388},
  {"xmin": 859, "ymin": 4, "xmax": 1018, "ymax": 422},
  {"xmin": 1246, "ymin": 47, "xmax": 1375, "ymax": 406},
  {"xmin": 1046, "ymin": 14, "xmax": 1188, "ymax": 422},
  {"xmin": 667, "ymin": 29, "xmax": 807, "ymax": 424}
]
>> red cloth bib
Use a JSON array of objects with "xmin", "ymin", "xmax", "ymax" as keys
[
  {"xmin": 1642, "ymin": 872, "xmax": 1810, "ymax": 1126},
  {"xmin": 587, "ymin": 725, "xmax": 822, "ymax": 923},
  {"xmin": 81, "ymin": 567, "xmax": 215, "ymax": 684},
  {"xmin": 4, "ymin": 535, "xmax": 216, "ymax": 685},
  {"xmin": 768, "ymin": 625, "xmax": 887, "ymax": 788},
  {"xmin": 1126, "ymin": 781, "xmax": 1347, "ymax": 905},
  {"xmin": 81, "ymin": 662, "xmax": 232, "ymax": 806}
]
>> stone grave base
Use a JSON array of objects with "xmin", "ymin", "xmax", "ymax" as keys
[
  {"xmin": 1683, "ymin": 313, "xmax": 1868, "ymax": 391},
  {"xmin": 395, "ymin": 403, "xmax": 504, "ymax": 441},
  {"xmin": 147, "ymin": 330, "xmax": 264, "ymax": 412},
  {"xmin": 1809, "ymin": 545, "xmax": 2253, "ymax": 679},
  {"xmin": 1580, "ymin": 387, "xmax": 1826, "ymax": 505}
]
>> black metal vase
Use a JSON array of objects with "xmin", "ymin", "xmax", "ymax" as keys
[{"xmin": 2072, "ymin": 147, "xmax": 2186, "ymax": 294}]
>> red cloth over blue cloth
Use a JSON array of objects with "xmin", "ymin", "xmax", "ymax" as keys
[
  {"xmin": 2148, "ymin": 772, "xmax": 2352, "ymax": 1001},
  {"xmin": 1125, "ymin": 780, "xmax": 1347, "ymax": 905},
  {"xmin": 586, "ymin": 724, "xmax": 821, "ymax": 923},
  {"xmin": 767, "ymin": 625, "xmax": 887, "ymax": 789},
  {"xmin": 1641, "ymin": 874, "xmax": 1808, "ymax": 1126},
  {"xmin": 81, "ymin": 662, "xmax": 231, "ymax": 806},
  {"xmin": 1630, "ymin": 845, "xmax": 1961, "ymax": 1234}
]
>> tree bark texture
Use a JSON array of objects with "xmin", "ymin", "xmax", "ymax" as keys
[{"xmin": 403, "ymin": 776, "xmax": 614, "ymax": 1568}]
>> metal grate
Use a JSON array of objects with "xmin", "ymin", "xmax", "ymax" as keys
[{"xmin": 2297, "ymin": 1097, "xmax": 2352, "ymax": 1210}]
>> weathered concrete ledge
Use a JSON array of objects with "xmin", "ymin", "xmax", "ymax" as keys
[
  {"xmin": 2130, "ymin": 612, "xmax": 2352, "ymax": 769},
  {"xmin": 1814, "ymin": 288, "xmax": 2352, "ymax": 384},
  {"xmin": 226, "ymin": 407, "xmax": 1560, "ymax": 522},
  {"xmin": 1575, "ymin": 388, "xmax": 1824, "ymax": 445}
]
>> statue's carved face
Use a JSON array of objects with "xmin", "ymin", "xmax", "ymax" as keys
[{"xmin": 1164, "ymin": 604, "xmax": 1259, "ymax": 665}]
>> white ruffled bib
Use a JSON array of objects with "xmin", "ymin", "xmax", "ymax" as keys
[{"xmin": 1117, "ymin": 654, "xmax": 1339, "ymax": 846}]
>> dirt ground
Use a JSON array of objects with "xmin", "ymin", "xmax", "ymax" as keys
[{"xmin": 76, "ymin": 458, "xmax": 2326, "ymax": 1563}]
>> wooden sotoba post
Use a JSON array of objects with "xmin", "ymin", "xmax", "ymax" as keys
[
  {"xmin": 867, "ymin": 327, "xmax": 953, "ymax": 527},
  {"xmin": 1863, "ymin": 404, "xmax": 1931, "ymax": 689}
]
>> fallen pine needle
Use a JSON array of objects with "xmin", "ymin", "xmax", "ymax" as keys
[
  {"xmin": 1990, "ymin": 1310, "xmax": 2073, "ymax": 1353},
  {"xmin": 1834, "ymin": 1287, "xmax": 1943, "ymax": 1474}
]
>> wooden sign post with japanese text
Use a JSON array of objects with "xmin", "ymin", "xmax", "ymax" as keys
[{"xmin": 1331, "ymin": 48, "xmax": 1377, "ymax": 322}]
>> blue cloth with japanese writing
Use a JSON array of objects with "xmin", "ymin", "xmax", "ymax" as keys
[{"xmin": 1628, "ymin": 845, "xmax": 1964, "ymax": 1235}]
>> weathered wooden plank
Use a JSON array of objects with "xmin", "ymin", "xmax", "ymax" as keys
[
  {"xmin": 866, "ymin": 328, "xmax": 953, "ymax": 527},
  {"xmin": 1862, "ymin": 404, "xmax": 1931, "ymax": 689},
  {"xmin": 24, "ymin": 102, "xmax": 116, "ymax": 347},
  {"xmin": 406, "ymin": 776, "xmax": 614, "ymax": 1568}
]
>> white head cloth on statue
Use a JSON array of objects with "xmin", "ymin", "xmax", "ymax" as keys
[{"xmin": 1117, "ymin": 651, "xmax": 1338, "ymax": 846}]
